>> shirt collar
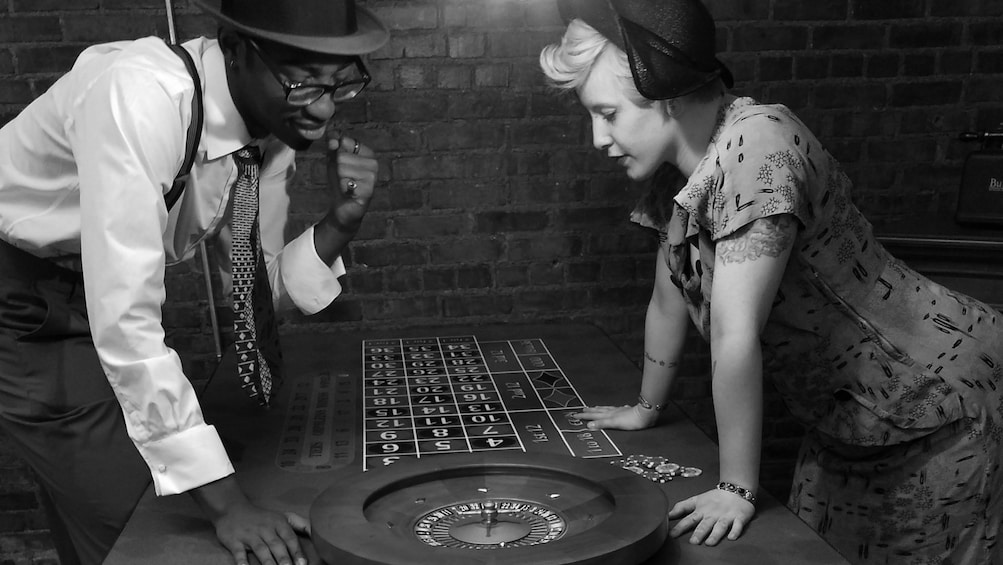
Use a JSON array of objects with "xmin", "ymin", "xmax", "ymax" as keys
[{"xmin": 201, "ymin": 40, "xmax": 253, "ymax": 160}]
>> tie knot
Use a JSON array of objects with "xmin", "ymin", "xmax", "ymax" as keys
[{"xmin": 235, "ymin": 145, "xmax": 262, "ymax": 165}]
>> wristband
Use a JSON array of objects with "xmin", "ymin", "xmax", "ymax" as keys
[
  {"xmin": 716, "ymin": 481, "xmax": 756, "ymax": 505},
  {"xmin": 636, "ymin": 394, "xmax": 665, "ymax": 411}
]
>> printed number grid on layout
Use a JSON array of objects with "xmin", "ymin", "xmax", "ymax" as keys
[{"xmin": 361, "ymin": 336, "xmax": 621, "ymax": 471}]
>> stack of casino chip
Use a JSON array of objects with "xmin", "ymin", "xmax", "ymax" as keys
[{"xmin": 610, "ymin": 455, "xmax": 703, "ymax": 484}]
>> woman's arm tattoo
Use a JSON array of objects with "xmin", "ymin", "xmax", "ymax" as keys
[
  {"xmin": 717, "ymin": 215, "xmax": 796, "ymax": 264},
  {"xmin": 645, "ymin": 351, "xmax": 678, "ymax": 368}
]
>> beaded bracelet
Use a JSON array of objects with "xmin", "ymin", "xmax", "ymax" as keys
[
  {"xmin": 636, "ymin": 394, "xmax": 665, "ymax": 411},
  {"xmin": 716, "ymin": 481, "xmax": 757, "ymax": 505}
]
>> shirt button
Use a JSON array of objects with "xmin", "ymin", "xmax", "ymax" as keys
[{"xmin": 158, "ymin": 465, "xmax": 167, "ymax": 473}]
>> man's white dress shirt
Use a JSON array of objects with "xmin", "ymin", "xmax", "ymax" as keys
[{"xmin": 0, "ymin": 36, "xmax": 346, "ymax": 496}]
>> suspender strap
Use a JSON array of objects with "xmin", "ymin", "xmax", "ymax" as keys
[{"xmin": 164, "ymin": 42, "xmax": 204, "ymax": 211}]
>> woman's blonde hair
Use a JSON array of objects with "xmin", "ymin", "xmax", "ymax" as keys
[
  {"xmin": 540, "ymin": 19, "xmax": 724, "ymax": 111},
  {"xmin": 539, "ymin": 19, "xmax": 649, "ymax": 105}
]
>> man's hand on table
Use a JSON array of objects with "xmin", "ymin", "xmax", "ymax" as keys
[{"xmin": 191, "ymin": 475, "xmax": 311, "ymax": 565}]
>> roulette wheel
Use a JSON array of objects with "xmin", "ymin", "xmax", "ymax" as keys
[{"xmin": 310, "ymin": 451, "xmax": 670, "ymax": 565}]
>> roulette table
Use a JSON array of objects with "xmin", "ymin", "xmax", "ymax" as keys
[{"xmin": 104, "ymin": 323, "xmax": 850, "ymax": 565}]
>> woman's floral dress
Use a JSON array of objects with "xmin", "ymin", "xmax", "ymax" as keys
[{"xmin": 632, "ymin": 97, "xmax": 1002, "ymax": 565}]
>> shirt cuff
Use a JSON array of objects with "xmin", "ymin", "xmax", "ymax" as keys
[
  {"xmin": 280, "ymin": 225, "xmax": 346, "ymax": 315},
  {"xmin": 137, "ymin": 424, "xmax": 235, "ymax": 496}
]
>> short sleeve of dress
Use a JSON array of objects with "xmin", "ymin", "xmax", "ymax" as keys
[{"xmin": 677, "ymin": 106, "xmax": 813, "ymax": 241}]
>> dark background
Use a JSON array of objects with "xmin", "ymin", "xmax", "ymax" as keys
[{"xmin": 3, "ymin": 1, "xmax": 1003, "ymax": 562}]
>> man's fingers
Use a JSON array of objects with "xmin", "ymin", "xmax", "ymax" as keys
[
  {"xmin": 285, "ymin": 512, "xmax": 311, "ymax": 536},
  {"xmin": 249, "ymin": 537, "xmax": 279, "ymax": 565},
  {"xmin": 349, "ymin": 139, "xmax": 375, "ymax": 158},
  {"xmin": 334, "ymin": 151, "xmax": 377, "ymax": 200},
  {"xmin": 326, "ymin": 130, "xmax": 346, "ymax": 154},
  {"xmin": 329, "ymin": 134, "xmax": 376, "ymax": 160},
  {"xmin": 275, "ymin": 520, "xmax": 306, "ymax": 565},
  {"xmin": 227, "ymin": 544, "xmax": 249, "ymax": 565},
  {"xmin": 266, "ymin": 533, "xmax": 294, "ymax": 565},
  {"xmin": 337, "ymin": 151, "xmax": 378, "ymax": 176}
]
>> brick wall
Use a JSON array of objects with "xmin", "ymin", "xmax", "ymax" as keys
[{"xmin": 3, "ymin": 1, "xmax": 1003, "ymax": 563}]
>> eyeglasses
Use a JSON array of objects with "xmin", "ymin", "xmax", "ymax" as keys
[{"xmin": 245, "ymin": 37, "xmax": 371, "ymax": 106}]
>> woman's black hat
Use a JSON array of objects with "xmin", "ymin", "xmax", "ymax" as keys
[{"xmin": 558, "ymin": 0, "xmax": 733, "ymax": 99}]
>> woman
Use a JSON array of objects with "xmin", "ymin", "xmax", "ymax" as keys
[{"xmin": 539, "ymin": 1, "xmax": 1002, "ymax": 563}]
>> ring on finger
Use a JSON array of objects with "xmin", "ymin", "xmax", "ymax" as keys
[
  {"xmin": 345, "ymin": 178, "xmax": 358, "ymax": 193},
  {"xmin": 352, "ymin": 139, "xmax": 360, "ymax": 155}
]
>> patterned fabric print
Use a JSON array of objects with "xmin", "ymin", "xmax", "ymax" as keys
[
  {"xmin": 791, "ymin": 417, "xmax": 1001, "ymax": 565},
  {"xmin": 630, "ymin": 97, "xmax": 1003, "ymax": 564},
  {"xmin": 230, "ymin": 146, "xmax": 276, "ymax": 406}
]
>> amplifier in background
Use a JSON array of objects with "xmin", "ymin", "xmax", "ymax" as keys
[{"xmin": 956, "ymin": 130, "xmax": 1003, "ymax": 227}]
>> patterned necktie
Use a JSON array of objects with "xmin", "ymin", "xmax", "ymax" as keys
[{"xmin": 231, "ymin": 146, "xmax": 282, "ymax": 407}]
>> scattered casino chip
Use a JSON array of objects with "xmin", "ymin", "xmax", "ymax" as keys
[
  {"xmin": 655, "ymin": 462, "xmax": 679, "ymax": 475},
  {"xmin": 641, "ymin": 470, "xmax": 661, "ymax": 482},
  {"xmin": 611, "ymin": 455, "xmax": 702, "ymax": 483}
]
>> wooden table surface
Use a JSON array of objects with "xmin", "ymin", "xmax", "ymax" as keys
[{"xmin": 104, "ymin": 323, "xmax": 849, "ymax": 565}]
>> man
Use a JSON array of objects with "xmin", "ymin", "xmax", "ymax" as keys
[{"xmin": 0, "ymin": 1, "xmax": 387, "ymax": 564}]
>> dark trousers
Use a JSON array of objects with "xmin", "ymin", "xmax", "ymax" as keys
[{"xmin": 0, "ymin": 239, "xmax": 150, "ymax": 565}]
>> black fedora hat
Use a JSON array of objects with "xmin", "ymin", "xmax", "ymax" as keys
[
  {"xmin": 557, "ymin": 0, "xmax": 733, "ymax": 100},
  {"xmin": 193, "ymin": 0, "xmax": 389, "ymax": 55}
]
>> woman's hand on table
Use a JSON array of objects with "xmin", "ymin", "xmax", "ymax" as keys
[
  {"xmin": 667, "ymin": 488, "xmax": 755, "ymax": 546},
  {"xmin": 573, "ymin": 404, "xmax": 658, "ymax": 430}
]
